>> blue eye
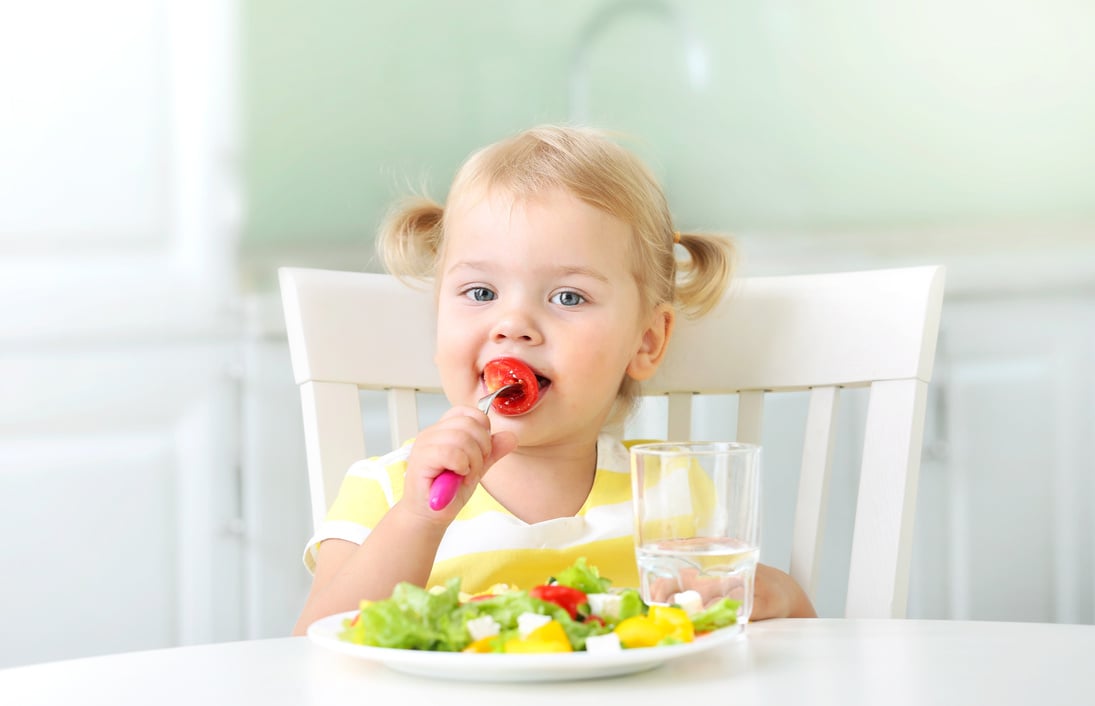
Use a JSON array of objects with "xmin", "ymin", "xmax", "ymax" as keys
[
  {"xmin": 464, "ymin": 286, "xmax": 496, "ymax": 302},
  {"xmin": 551, "ymin": 290, "xmax": 585, "ymax": 307}
]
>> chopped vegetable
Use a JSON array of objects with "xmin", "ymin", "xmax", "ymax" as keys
[
  {"xmin": 336, "ymin": 558, "xmax": 740, "ymax": 653},
  {"xmin": 649, "ymin": 605, "xmax": 694, "ymax": 643},
  {"xmin": 551, "ymin": 557, "xmax": 611, "ymax": 595},
  {"xmin": 690, "ymin": 597, "xmax": 742, "ymax": 634},
  {"xmin": 529, "ymin": 584, "xmax": 588, "ymax": 620},
  {"xmin": 614, "ymin": 615, "xmax": 667, "ymax": 648},
  {"xmin": 504, "ymin": 620, "xmax": 573, "ymax": 653}
]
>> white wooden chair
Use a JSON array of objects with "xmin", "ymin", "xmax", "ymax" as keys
[{"xmin": 279, "ymin": 264, "xmax": 945, "ymax": 618}]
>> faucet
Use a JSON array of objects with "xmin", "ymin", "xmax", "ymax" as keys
[{"xmin": 568, "ymin": 0, "xmax": 709, "ymax": 123}]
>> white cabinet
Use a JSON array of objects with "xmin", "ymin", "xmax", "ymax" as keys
[
  {"xmin": 910, "ymin": 294, "xmax": 1095, "ymax": 623},
  {"xmin": 0, "ymin": 344, "xmax": 245, "ymax": 666},
  {"xmin": 238, "ymin": 334, "xmax": 314, "ymax": 638},
  {"xmin": 0, "ymin": 0, "xmax": 243, "ymax": 667}
]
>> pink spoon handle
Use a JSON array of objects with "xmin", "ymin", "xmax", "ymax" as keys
[{"xmin": 429, "ymin": 470, "xmax": 461, "ymax": 511}]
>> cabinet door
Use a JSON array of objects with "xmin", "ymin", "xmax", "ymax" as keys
[
  {"xmin": 0, "ymin": 0, "xmax": 241, "ymax": 667},
  {"xmin": 923, "ymin": 296, "xmax": 1095, "ymax": 623},
  {"xmin": 0, "ymin": 346, "xmax": 244, "ymax": 667}
]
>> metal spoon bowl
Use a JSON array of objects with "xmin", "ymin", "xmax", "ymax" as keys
[{"xmin": 476, "ymin": 383, "xmax": 521, "ymax": 414}]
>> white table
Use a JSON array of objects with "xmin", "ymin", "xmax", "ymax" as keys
[{"xmin": 3, "ymin": 619, "xmax": 1093, "ymax": 705}]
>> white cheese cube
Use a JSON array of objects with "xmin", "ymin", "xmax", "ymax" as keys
[
  {"xmin": 671, "ymin": 590, "xmax": 704, "ymax": 616},
  {"xmin": 465, "ymin": 615, "xmax": 500, "ymax": 641},
  {"xmin": 587, "ymin": 593, "xmax": 622, "ymax": 621},
  {"xmin": 517, "ymin": 612, "xmax": 553, "ymax": 639},
  {"xmin": 584, "ymin": 632, "xmax": 622, "ymax": 654}
]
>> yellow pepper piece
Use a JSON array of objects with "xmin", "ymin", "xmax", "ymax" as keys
[
  {"xmin": 649, "ymin": 605, "xmax": 694, "ymax": 643},
  {"xmin": 458, "ymin": 583, "xmax": 516, "ymax": 603},
  {"xmin": 462, "ymin": 636, "xmax": 497, "ymax": 654},
  {"xmin": 613, "ymin": 615, "xmax": 665, "ymax": 648},
  {"xmin": 503, "ymin": 620, "xmax": 573, "ymax": 653}
]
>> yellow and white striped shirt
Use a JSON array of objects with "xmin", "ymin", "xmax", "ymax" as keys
[{"xmin": 303, "ymin": 433, "xmax": 640, "ymax": 593}]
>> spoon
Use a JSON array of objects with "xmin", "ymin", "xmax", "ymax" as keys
[{"xmin": 428, "ymin": 384, "xmax": 521, "ymax": 511}]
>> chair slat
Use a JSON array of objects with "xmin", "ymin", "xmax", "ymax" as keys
[
  {"xmin": 299, "ymin": 380, "xmax": 365, "ymax": 531},
  {"xmin": 845, "ymin": 378, "xmax": 929, "ymax": 618},
  {"xmin": 790, "ymin": 385, "xmax": 840, "ymax": 598},
  {"xmin": 387, "ymin": 388, "xmax": 420, "ymax": 450},
  {"xmin": 736, "ymin": 391, "xmax": 765, "ymax": 445},
  {"xmin": 666, "ymin": 392, "xmax": 693, "ymax": 441}
]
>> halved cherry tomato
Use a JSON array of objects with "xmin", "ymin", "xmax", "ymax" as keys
[
  {"xmin": 530, "ymin": 584, "xmax": 588, "ymax": 620},
  {"xmin": 483, "ymin": 357, "xmax": 540, "ymax": 415}
]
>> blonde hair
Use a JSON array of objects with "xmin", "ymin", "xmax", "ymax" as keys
[{"xmin": 376, "ymin": 125, "xmax": 736, "ymax": 414}]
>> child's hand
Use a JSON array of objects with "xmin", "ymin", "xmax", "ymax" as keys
[
  {"xmin": 750, "ymin": 563, "xmax": 818, "ymax": 619},
  {"xmin": 401, "ymin": 406, "xmax": 518, "ymax": 521}
]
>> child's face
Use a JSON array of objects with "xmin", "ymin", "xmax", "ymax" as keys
[{"xmin": 435, "ymin": 185, "xmax": 661, "ymax": 447}]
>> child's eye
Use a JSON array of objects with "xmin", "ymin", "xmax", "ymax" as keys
[
  {"xmin": 550, "ymin": 290, "xmax": 586, "ymax": 307},
  {"xmin": 463, "ymin": 286, "xmax": 496, "ymax": 302}
]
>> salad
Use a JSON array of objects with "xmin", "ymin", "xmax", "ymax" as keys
[{"xmin": 338, "ymin": 558, "xmax": 740, "ymax": 654}]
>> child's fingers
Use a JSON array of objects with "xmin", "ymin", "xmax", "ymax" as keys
[
  {"xmin": 411, "ymin": 411, "xmax": 492, "ymax": 478},
  {"xmin": 434, "ymin": 405, "xmax": 494, "ymax": 458},
  {"xmin": 417, "ymin": 432, "xmax": 486, "ymax": 479},
  {"xmin": 405, "ymin": 407, "xmax": 515, "ymax": 514}
]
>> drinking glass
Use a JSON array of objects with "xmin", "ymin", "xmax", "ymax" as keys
[{"xmin": 630, "ymin": 442, "xmax": 761, "ymax": 624}]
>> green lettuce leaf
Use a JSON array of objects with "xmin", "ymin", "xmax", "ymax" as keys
[
  {"xmin": 615, "ymin": 588, "xmax": 647, "ymax": 621},
  {"xmin": 340, "ymin": 577, "xmax": 466, "ymax": 651},
  {"xmin": 690, "ymin": 597, "xmax": 741, "ymax": 633},
  {"xmin": 551, "ymin": 557, "xmax": 611, "ymax": 595}
]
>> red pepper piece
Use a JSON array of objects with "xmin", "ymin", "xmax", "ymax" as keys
[{"xmin": 530, "ymin": 584, "xmax": 588, "ymax": 620}]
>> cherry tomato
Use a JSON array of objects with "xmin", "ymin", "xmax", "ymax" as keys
[{"xmin": 483, "ymin": 357, "xmax": 540, "ymax": 415}]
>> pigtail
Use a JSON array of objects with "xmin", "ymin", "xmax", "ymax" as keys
[
  {"xmin": 674, "ymin": 231, "xmax": 737, "ymax": 318},
  {"xmin": 376, "ymin": 195, "xmax": 445, "ymax": 279}
]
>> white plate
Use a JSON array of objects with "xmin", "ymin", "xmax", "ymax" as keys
[{"xmin": 307, "ymin": 610, "xmax": 743, "ymax": 682}]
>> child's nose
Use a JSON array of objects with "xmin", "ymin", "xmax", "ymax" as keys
[{"xmin": 490, "ymin": 307, "xmax": 543, "ymax": 345}]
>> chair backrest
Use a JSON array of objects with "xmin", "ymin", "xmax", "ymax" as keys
[{"xmin": 279, "ymin": 264, "xmax": 945, "ymax": 618}]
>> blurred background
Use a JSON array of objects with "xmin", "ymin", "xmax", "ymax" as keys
[{"xmin": 1, "ymin": 0, "xmax": 1092, "ymax": 667}]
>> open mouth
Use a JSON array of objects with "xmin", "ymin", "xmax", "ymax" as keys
[
  {"xmin": 491, "ymin": 374, "xmax": 551, "ymax": 395},
  {"xmin": 481, "ymin": 357, "xmax": 548, "ymax": 415}
]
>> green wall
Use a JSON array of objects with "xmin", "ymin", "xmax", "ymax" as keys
[{"xmin": 242, "ymin": 0, "xmax": 1095, "ymax": 253}]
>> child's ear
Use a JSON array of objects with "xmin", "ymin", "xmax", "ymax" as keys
[{"xmin": 627, "ymin": 304, "xmax": 675, "ymax": 381}]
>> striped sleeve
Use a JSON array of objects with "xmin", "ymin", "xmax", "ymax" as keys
[{"xmin": 301, "ymin": 445, "xmax": 410, "ymax": 573}]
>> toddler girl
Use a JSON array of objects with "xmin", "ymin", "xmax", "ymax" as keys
[{"xmin": 293, "ymin": 125, "xmax": 815, "ymax": 635}]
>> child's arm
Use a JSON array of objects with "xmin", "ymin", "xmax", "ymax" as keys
[
  {"xmin": 291, "ymin": 407, "xmax": 518, "ymax": 636},
  {"xmin": 751, "ymin": 563, "xmax": 819, "ymax": 619}
]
